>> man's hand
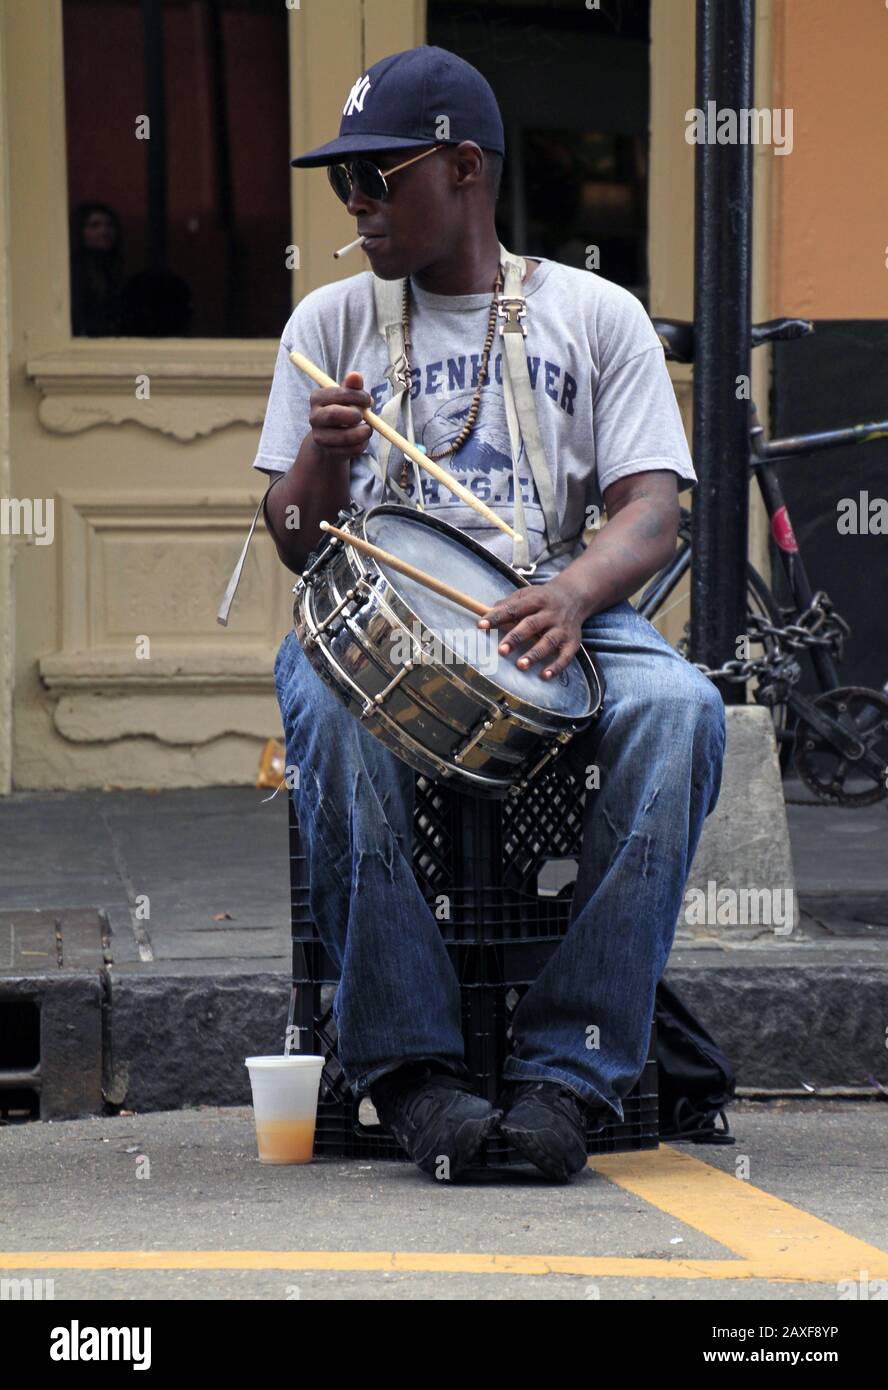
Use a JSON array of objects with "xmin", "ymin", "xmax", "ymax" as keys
[
  {"xmin": 477, "ymin": 578, "xmax": 585, "ymax": 681},
  {"xmin": 308, "ymin": 369, "xmax": 373, "ymax": 459},
  {"xmin": 264, "ymin": 368, "xmax": 371, "ymax": 573},
  {"xmin": 475, "ymin": 472, "xmax": 682, "ymax": 679}
]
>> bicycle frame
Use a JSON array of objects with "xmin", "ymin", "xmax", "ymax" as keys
[
  {"xmin": 639, "ymin": 402, "xmax": 888, "ymax": 701},
  {"xmin": 751, "ymin": 406, "xmax": 888, "ymax": 693}
]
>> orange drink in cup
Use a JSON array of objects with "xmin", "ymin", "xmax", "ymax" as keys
[{"xmin": 244, "ymin": 1056, "xmax": 325, "ymax": 1164}]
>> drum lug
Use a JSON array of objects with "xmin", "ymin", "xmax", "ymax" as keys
[
  {"xmin": 453, "ymin": 707, "xmax": 503, "ymax": 765},
  {"xmin": 509, "ymin": 736, "xmax": 568, "ymax": 794},
  {"xmin": 370, "ymin": 659, "xmax": 416, "ymax": 709},
  {"xmin": 313, "ymin": 586, "xmax": 358, "ymax": 636},
  {"xmin": 359, "ymin": 621, "xmax": 436, "ymax": 718},
  {"xmin": 300, "ymin": 537, "xmax": 340, "ymax": 582}
]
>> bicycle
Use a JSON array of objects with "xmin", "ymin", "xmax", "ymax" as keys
[{"xmin": 636, "ymin": 315, "xmax": 888, "ymax": 807}]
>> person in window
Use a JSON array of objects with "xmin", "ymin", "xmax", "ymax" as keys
[
  {"xmin": 69, "ymin": 202, "xmax": 123, "ymax": 336},
  {"xmin": 252, "ymin": 47, "xmax": 726, "ymax": 1183}
]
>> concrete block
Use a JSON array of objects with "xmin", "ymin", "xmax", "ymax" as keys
[
  {"xmin": 682, "ymin": 705, "xmax": 799, "ymax": 941},
  {"xmin": 107, "ymin": 973, "xmax": 292, "ymax": 1112},
  {"xmin": 665, "ymin": 953, "xmax": 888, "ymax": 1088}
]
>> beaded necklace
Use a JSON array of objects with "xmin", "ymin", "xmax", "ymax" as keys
[{"xmin": 397, "ymin": 264, "xmax": 505, "ymax": 491}]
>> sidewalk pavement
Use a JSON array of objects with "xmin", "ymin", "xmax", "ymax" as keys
[
  {"xmin": 3, "ymin": 1100, "xmax": 887, "ymax": 1300},
  {"xmin": 1, "ymin": 775, "xmax": 886, "ymax": 1111}
]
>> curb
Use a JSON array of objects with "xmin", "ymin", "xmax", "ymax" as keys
[
  {"xmin": 665, "ymin": 955, "xmax": 888, "ymax": 1091},
  {"xmin": 7, "ymin": 956, "xmax": 887, "ymax": 1118}
]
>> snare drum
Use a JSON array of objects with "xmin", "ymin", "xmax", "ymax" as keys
[{"xmin": 293, "ymin": 504, "xmax": 604, "ymax": 798}]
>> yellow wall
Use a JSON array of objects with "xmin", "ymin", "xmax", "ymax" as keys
[
  {"xmin": 0, "ymin": 0, "xmax": 423, "ymax": 791},
  {"xmin": 770, "ymin": 0, "xmax": 888, "ymax": 318},
  {"xmin": 2, "ymin": 0, "xmax": 830, "ymax": 789}
]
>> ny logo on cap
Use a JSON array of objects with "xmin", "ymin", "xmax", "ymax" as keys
[{"xmin": 343, "ymin": 74, "xmax": 371, "ymax": 117}]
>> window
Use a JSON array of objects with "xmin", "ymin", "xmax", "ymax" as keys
[
  {"xmin": 63, "ymin": 0, "xmax": 291, "ymax": 338},
  {"xmin": 428, "ymin": 0, "xmax": 651, "ymax": 301},
  {"xmin": 520, "ymin": 129, "xmax": 647, "ymax": 296}
]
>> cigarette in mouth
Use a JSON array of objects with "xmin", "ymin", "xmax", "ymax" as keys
[{"xmin": 333, "ymin": 235, "xmax": 365, "ymax": 260}]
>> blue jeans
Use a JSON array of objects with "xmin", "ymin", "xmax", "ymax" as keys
[{"xmin": 275, "ymin": 598, "xmax": 726, "ymax": 1122}]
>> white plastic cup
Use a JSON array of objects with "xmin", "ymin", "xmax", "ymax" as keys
[{"xmin": 245, "ymin": 1055, "xmax": 325, "ymax": 1164}]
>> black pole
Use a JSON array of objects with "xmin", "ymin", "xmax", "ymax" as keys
[
  {"xmin": 690, "ymin": 0, "xmax": 755, "ymax": 703},
  {"xmin": 141, "ymin": 0, "xmax": 167, "ymax": 270}
]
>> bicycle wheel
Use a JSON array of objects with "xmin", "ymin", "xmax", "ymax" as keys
[{"xmin": 640, "ymin": 560, "xmax": 795, "ymax": 768}]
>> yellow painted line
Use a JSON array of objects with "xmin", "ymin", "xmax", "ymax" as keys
[
  {"xmin": 589, "ymin": 1145, "xmax": 888, "ymax": 1278},
  {"xmin": 0, "ymin": 1249, "xmax": 883, "ymax": 1282},
  {"xmin": 0, "ymin": 1251, "xmax": 845, "ymax": 1279},
  {"xmin": 3, "ymin": 1147, "xmax": 886, "ymax": 1283}
]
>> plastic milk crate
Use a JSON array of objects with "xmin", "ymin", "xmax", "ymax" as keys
[{"xmin": 289, "ymin": 762, "xmax": 659, "ymax": 1165}]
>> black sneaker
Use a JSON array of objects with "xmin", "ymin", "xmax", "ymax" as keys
[
  {"xmin": 369, "ymin": 1062, "xmax": 500, "ymax": 1181},
  {"xmin": 498, "ymin": 1079, "xmax": 607, "ymax": 1182}
]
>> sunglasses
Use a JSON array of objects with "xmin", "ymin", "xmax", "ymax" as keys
[{"xmin": 327, "ymin": 144, "xmax": 442, "ymax": 205}]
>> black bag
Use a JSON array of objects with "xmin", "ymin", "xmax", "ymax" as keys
[{"xmin": 655, "ymin": 979, "xmax": 736, "ymax": 1144}]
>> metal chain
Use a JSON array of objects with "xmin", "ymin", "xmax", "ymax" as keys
[
  {"xmin": 681, "ymin": 591, "xmax": 850, "ymax": 686},
  {"xmin": 682, "ymin": 593, "xmax": 884, "ymax": 809}
]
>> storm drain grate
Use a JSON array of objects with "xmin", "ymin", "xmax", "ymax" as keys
[{"xmin": 0, "ymin": 909, "xmax": 108, "ymax": 1120}]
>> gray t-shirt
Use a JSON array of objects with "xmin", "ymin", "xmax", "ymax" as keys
[{"xmin": 252, "ymin": 258, "xmax": 696, "ymax": 582}]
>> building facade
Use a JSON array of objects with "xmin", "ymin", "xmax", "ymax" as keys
[{"xmin": 0, "ymin": 0, "xmax": 884, "ymax": 793}]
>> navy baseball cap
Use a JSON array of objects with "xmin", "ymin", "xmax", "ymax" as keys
[{"xmin": 290, "ymin": 46, "xmax": 505, "ymax": 167}]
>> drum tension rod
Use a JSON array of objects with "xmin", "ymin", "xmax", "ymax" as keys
[
  {"xmin": 510, "ymin": 731, "xmax": 577, "ymax": 795},
  {"xmin": 369, "ymin": 661, "xmax": 415, "ymax": 708},
  {"xmin": 364, "ymin": 630, "xmax": 439, "ymax": 714},
  {"xmin": 453, "ymin": 707, "xmax": 505, "ymax": 765},
  {"xmin": 312, "ymin": 585, "xmax": 360, "ymax": 636},
  {"xmin": 300, "ymin": 534, "xmax": 340, "ymax": 583}
]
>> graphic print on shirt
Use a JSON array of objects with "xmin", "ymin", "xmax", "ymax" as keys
[
  {"xmin": 416, "ymin": 386, "xmax": 539, "ymax": 519},
  {"xmin": 367, "ymin": 365, "xmax": 563, "ymax": 544},
  {"xmin": 363, "ymin": 350, "xmax": 581, "ymax": 528}
]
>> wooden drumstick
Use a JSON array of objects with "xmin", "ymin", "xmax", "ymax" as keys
[
  {"xmin": 289, "ymin": 349, "xmax": 522, "ymax": 544},
  {"xmin": 319, "ymin": 520, "xmax": 491, "ymax": 619}
]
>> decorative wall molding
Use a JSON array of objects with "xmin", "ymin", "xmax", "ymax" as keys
[
  {"xmin": 52, "ymin": 690, "xmax": 281, "ymax": 745},
  {"xmin": 40, "ymin": 652, "xmax": 277, "ymax": 694},
  {"xmin": 39, "ymin": 490, "xmax": 291, "ymax": 714},
  {"xmin": 26, "ymin": 342, "xmax": 278, "ymax": 439}
]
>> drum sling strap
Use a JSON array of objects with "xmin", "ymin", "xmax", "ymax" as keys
[
  {"xmin": 217, "ymin": 483, "xmax": 273, "ymax": 625},
  {"xmin": 217, "ymin": 244, "xmax": 579, "ymax": 625}
]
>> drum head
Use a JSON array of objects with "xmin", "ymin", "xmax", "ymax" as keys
[{"xmin": 363, "ymin": 509, "xmax": 593, "ymax": 717}]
